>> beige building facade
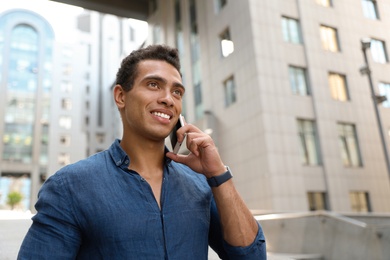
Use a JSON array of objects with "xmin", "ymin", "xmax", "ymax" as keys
[{"xmin": 145, "ymin": 0, "xmax": 390, "ymax": 213}]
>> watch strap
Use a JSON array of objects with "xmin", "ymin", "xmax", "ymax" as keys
[{"xmin": 207, "ymin": 166, "xmax": 233, "ymax": 187}]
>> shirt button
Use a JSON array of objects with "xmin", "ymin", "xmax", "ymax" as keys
[
  {"xmin": 125, "ymin": 160, "xmax": 129, "ymax": 164},
  {"xmin": 140, "ymin": 177, "xmax": 146, "ymax": 182}
]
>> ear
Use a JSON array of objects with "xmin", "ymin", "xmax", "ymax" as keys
[{"xmin": 113, "ymin": 84, "xmax": 126, "ymax": 109}]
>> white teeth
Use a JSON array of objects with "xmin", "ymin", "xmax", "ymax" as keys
[{"xmin": 153, "ymin": 112, "xmax": 170, "ymax": 119}]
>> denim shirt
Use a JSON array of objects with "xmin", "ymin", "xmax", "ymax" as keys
[{"xmin": 18, "ymin": 139, "xmax": 266, "ymax": 259}]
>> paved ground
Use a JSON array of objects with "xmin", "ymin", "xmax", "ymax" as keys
[{"xmin": 0, "ymin": 211, "xmax": 33, "ymax": 260}]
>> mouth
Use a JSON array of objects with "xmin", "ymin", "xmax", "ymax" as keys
[{"xmin": 151, "ymin": 111, "xmax": 172, "ymax": 120}]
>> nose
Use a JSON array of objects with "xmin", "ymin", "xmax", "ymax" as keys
[{"xmin": 158, "ymin": 90, "xmax": 174, "ymax": 107}]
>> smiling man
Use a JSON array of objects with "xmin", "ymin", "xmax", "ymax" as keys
[{"xmin": 18, "ymin": 45, "xmax": 266, "ymax": 259}]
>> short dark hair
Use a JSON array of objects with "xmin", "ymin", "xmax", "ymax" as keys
[{"xmin": 116, "ymin": 44, "xmax": 181, "ymax": 91}]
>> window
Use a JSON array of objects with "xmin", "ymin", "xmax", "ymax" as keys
[
  {"xmin": 77, "ymin": 13, "xmax": 91, "ymax": 33},
  {"xmin": 281, "ymin": 17, "xmax": 302, "ymax": 44},
  {"xmin": 58, "ymin": 153, "xmax": 70, "ymax": 166},
  {"xmin": 189, "ymin": 0, "xmax": 203, "ymax": 120},
  {"xmin": 338, "ymin": 123, "xmax": 362, "ymax": 167},
  {"xmin": 370, "ymin": 39, "xmax": 388, "ymax": 63},
  {"xmin": 3, "ymin": 24, "xmax": 39, "ymax": 164},
  {"xmin": 61, "ymin": 98, "xmax": 72, "ymax": 110},
  {"xmin": 224, "ymin": 76, "xmax": 236, "ymax": 107},
  {"xmin": 220, "ymin": 28, "xmax": 234, "ymax": 58},
  {"xmin": 59, "ymin": 116, "xmax": 72, "ymax": 129},
  {"xmin": 297, "ymin": 119, "xmax": 321, "ymax": 165},
  {"xmin": 328, "ymin": 73, "xmax": 349, "ymax": 101},
  {"xmin": 129, "ymin": 26, "xmax": 135, "ymax": 41},
  {"xmin": 320, "ymin": 25, "xmax": 340, "ymax": 52},
  {"xmin": 96, "ymin": 133, "xmax": 105, "ymax": 143},
  {"xmin": 378, "ymin": 82, "xmax": 390, "ymax": 107},
  {"xmin": 152, "ymin": 25, "xmax": 161, "ymax": 44},
  {"xmin": 316, "ymin": 0, "xmax": 332, "ymax": 7},
  {"xmin": 307, "ymin": 192, "xmax": 328, "ymax": 211},
  {"xmin": 289, "ymin": 66, "xmax": 310, "ymax": 96},
  {"xmin": 361, "ymin": 0, "xmax": 379, "ymax": 20},
  {"xmin": 63, "ymin": 64, "xmax": 72, "ymax": 75},
  {"xmin": 60, "ymin": 135, "xmax": 71, "ymax": 146},
  {"xmin": 350, "ymin": 191, "xmax": 371, "ymax": 212},
  {"xmin": 214, "ymin": 0, "xmax": 227, "ymax": 13},
  {"xmin": 61, "ymin": 81, "xmax": 73, "ymax": 93}
]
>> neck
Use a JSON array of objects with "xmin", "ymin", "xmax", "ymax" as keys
[{"xmin": 120, "ymin": 135, "xmax": 166, "ymax": 178}]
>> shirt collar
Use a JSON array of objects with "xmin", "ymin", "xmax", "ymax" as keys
[
  {"xmin": 109, "ymin": 139, "xmax": 129, "ymax": 167},
  {"xmin": 109, "ymin": 139, "xmax": 172, "ymax": 168}
]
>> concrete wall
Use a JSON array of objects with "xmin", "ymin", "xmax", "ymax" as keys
[{"xmin": 257, "ymin": 211, "xmax": 390, "ymax": 259}]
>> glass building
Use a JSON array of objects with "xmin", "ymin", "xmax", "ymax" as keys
[{"xmin": 0, "ymin": 10, "xmax": 54, "ymax": 210}]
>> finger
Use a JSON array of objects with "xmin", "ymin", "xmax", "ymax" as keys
[
  {"xmin": 166, "ymin": 151, "xmax": 193, "ymax": 165},
  {"xmin": 186, "ymin": 135, "xmax": 213, "ymax": 157},
  {"xmin": 165, "ymin": 151, "xmax": 181, "ymax": 162},
  {"xmin": 184, "ymin": 132, "xmax": 202, "ymax": 155}
]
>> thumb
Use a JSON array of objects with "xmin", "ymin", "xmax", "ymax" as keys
[
  {"xmin": 166, "ymin": 152, "xmax": 184, "ymax": 163},
  {"xmin": 166, "ymin": 152, "xmax": 195, "ymax": 166}
]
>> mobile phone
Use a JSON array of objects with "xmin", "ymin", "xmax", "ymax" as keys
[{"xmin": 170, "ymin": 115, "xmax": 185, "ymax": 154}]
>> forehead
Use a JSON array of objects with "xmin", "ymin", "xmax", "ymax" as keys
[{"xmin": 136, "ymin": 59, "xmax": 181, "ymax": 81}]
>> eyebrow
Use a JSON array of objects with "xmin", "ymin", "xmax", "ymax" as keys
[{"xmin": 143, "ymin": 75, "xmax": 185, "ymax": 90}]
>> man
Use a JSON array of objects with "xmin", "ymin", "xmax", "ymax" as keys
[{"xmin": 18, "ymin": 45, "xmax": 266, "ymax": 259}]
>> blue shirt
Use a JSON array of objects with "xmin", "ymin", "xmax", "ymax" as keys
[{"xmin": 18, "ymin": 139, "xmax": 266, "ymax": 259}]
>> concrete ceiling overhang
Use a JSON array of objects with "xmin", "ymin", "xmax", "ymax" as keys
[{"xmin": 49, "ymin": 0, "xmax": 149, "ymax": 20}]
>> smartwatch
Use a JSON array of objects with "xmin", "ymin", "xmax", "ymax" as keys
[{"xmin": 207, "ymin": 166, "xmax": 233, "ymax": 187}]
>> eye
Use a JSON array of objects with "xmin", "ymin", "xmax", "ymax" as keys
[
  {"xmin": 147, "ymin": 82, "xmax": 158, "ymax": 88},
  {"xmin": 173, "ymin": 88, "xmax": 184, "ymax": 97}
]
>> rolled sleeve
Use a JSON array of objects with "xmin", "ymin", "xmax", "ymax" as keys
[{"xmin": 222, "ymin": 222, "xmax": 266, "ymax": 259}]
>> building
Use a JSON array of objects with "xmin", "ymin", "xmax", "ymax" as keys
[
  {"xmin": 0, "ymin": 5, "xmax": 146, "ymax": 211},
  {"xmin": 143, "ymin": 0, "xmax": 390, "ymax": 213}
]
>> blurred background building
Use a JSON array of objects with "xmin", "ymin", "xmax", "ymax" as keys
[
  {"xmin": 1, "ymin": 0, "xmax": 390, "ymax": 215},
  {"xmin": 0, "ymin": 3, "xmax": 147, "ymax": 211}
]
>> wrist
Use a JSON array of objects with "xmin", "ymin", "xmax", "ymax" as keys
[{"xmin": 207, "ymin": 166, "xmax": 233, "ymax": 187}]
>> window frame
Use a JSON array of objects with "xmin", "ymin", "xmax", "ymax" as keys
[
  {"xmin": 349, "ymin": 191, "xmax": 371, "ymax": 212},
  {"xmin": 370, "ymin": 38, "xmax": 388, "ymax": 64},
  {"xmin": 281, "ymin": 16, "xmax": 302, "ymax": 44},
  {"xmin": 307, "ymin": 191, "xmax": 329, "ymax": 211},
  {"xmin": 289, "ymin": 65, "xmax": 310, "ymax": 96},
  {"xmin": 223, "ymin": 76, "xmax": 237, "ymax": 107},
  {"xmin": 378, "ymin": 82, "xmax": 390, "ymax": 107},
  {"xmin": 214, "ymin": 0, "xmax": 227, "ymax": 13},
  {"xmin": 297, "ymin": 119, "xmax": 321, "ymax": 165},
  {"xmin": 328, "ymin": 72, "xmax": 350, "ymax": 101},
  {"xmin": 337, "ymin": 122, "xmax": 363, "ymax": 167},
  {"xmin": 316, "ymin": 0, "xmax": 332, "ymax": 7},
  {"xmin": 320, "ymin": 25, "xmax": 340, "ymax": 52},
  {"xmin": 219, "ymin": 28, "xmax": 234, "ymax": 58},
  {"xmin": 361, "ymin": 0, "xmax": 380, "ymax": 20}
]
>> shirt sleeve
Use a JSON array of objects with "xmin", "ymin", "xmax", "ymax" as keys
[
  {"xmin": 208, "ymin": 198, "xmax": 267, "ymax": 260},
  {"xmin": 17, "ymin": 173, "xmax": 82, "ymax": 260}
]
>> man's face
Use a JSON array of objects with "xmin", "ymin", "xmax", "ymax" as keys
[{"xmin": 120, "ymin": 59, "xmax": 184, "ymax": 142}]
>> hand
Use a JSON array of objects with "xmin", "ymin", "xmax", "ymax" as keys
[{"xmin": 166, "ymin": 122, "xmax": 226, "ymax": 178}]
